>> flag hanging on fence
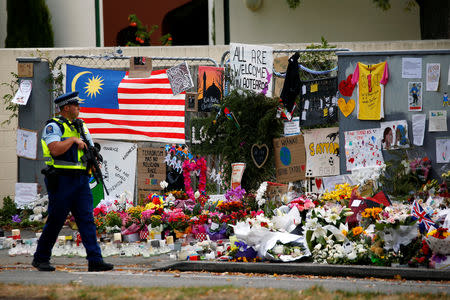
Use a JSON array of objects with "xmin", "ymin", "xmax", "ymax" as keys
[
  {"xmin": 411, "ymin": 200, "xmax": 437, "ymax": 232},
  {"xmin": 66, "ymin": 64, "xmax": 186, "ymax": 143}
]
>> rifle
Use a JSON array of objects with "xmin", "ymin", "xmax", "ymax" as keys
[{"xmin": 73, "ymin": 119, "xmax": 109, "ymax": 196}]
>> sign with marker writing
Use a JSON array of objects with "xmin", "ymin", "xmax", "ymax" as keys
[
  {"xmin": 137, "ymin": 147, "xmax": 166, "ymax": 194},
  {"xmin": 230, "ymin": 43, "xmax": 273, "ymax": 97},
  {"xmin": 97, "ymin": 140, "xmax": 137, "ymax": 203}
]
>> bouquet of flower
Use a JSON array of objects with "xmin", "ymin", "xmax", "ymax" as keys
[
  {"xmin": 410, "ymin": 157, "xmax": 432, "ymax": 182},
  {"xmin": 321, "ymin": 183, "xmax": 355, "ymax": 204},
  {"xmin": 373, "ymin": 202, "xmax": 417, "ymax": 231},
  {"xmin": 288, "ymin": 194, "xmax": 316, "ymax": 212},
  {"xmin": 426, "ymin": 228, "xmax": 450, "ymax": 255},
  {"xmin": 162, "ymin": 208, "xmax": 190, "ymax": 231},
  {"xmin": 267, "ymin": 241, "xmax": 309, "ymax": 262},
  {"xmin": 304, "ymin": 203, "xmax": 354, "ymax": 250}
]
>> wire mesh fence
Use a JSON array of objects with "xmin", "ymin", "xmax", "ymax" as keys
[
  {"xmin": 220, "ymin": 48, "xmax": 350, "ymax": 82},
  {"xmin": 53, "ymin": 54, "xmax": 219, "ymax": 71}
]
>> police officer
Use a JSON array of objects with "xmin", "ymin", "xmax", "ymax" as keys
[{"xmin": 32, "ymin": 91, "xmax": 113, "ymax": 272}]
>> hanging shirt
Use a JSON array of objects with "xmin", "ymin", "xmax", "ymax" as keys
[{"xmin": 351, "ymin": 61, "xmax": 389, "ymax": 120}]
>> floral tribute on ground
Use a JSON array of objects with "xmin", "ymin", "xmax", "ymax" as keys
[{"xmin": 3, "ymin": 154, "xmax": 450, "ymax": 269}]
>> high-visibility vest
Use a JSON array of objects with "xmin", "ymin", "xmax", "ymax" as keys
[{"xmin": 41, "ymin": 117, "xmax": 87, "ymax": 170}]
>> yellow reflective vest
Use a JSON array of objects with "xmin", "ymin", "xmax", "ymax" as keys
[{"xmin": 41, "ymin": 117, "xmax": 87, "ymax": 170}]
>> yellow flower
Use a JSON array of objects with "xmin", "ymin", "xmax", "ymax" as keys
[
  {"xmin": 361, "ymin": 210, "xmax": 370, "ymax": 218},
  {"xmin": 352, "ymin": 226, "xmax": 363, "ymax": 236},
  {"xmin": 342, "ymin": 230, "xmax": 348, "ymax": 236}
]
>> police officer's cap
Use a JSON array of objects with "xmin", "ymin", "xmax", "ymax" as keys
[{"xmin": 54, "ymin": 91, "xmax": 80, "ymax": 107}]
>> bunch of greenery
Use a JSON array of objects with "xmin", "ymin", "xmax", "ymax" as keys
[
  {"xmin": 298, "ymin": 37, "xmax": 337, "ymax": 81},
  {"xmin": 191, "ymin": 90, "xmax": 283, "ymax": 191},
  {"xmin": 377, "ymin": 151, "xmax": 421, "ymax": 201},
  {"xmin": 0, "ymin": 196, "xmax": 17, "ymax": 227}
]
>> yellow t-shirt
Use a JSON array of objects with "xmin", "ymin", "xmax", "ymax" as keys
[{"xmin": 351, "ymin": 61, "xmax": 389, "ymax": 120}]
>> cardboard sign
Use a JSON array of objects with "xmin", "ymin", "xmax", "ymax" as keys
[
  {"xmin": 18, "ymin": 62, "xmax": 33, "ymax": 78},
  {"xmin": 137, "ymin": 147, "xmax": 166, "ymax": 192},
  {"xmin": 129, "ymin": 57, "xmax": 152, "ymax": 78},
  {"xmin": 273, "ymin": 135, "xmax": 306, "ymax": 183}
]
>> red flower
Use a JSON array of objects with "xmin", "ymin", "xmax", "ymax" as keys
[{"xmin": 130, "ymin": 22, "xmax": 137, "ymax": 27}]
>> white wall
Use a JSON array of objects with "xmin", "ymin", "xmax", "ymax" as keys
[
  {"xmin": 0, "ymin": 0, "xmax": 7, "ymax": 48},
  {"xmin": 45, "ymin": 0, "xmax": 98, "ymax": 47},
  {"xmin": 215, "ymin": 0, "xmax": 420, "ymax": 44}
]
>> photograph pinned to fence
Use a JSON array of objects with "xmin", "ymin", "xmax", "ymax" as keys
[{"xmin": 408, "ymin": 81, "xmax": 422, "ymax": 111}]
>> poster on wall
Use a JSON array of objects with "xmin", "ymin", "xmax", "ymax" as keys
[
  {"xmin": 273, "ymin": 135, "xmax": 306, "ymax": 183},
  {"xmin": 12, "ymin": 79, "xmax": 32, "ymax": 105},
  {"xmin": 408, "ymin": 82, "xmax": 422, "ymax": 111},
  {"xmin": 16, "ymin": 128, "xmax": 37, "ymax": 160},
  {"xmin": 436, "ymin": 138, "xmax": 450, "ymax": 164},
  {"xmin": 402, "ymin": 57, "xmax": 422, "ymax": 79},
  {"xmin": 429, "ymin": 110, "xmax": 447, "ymax": 132},
  {"xmin": 137, "ymin": 147, "xmax": 166, "ymax": 198},
  {"xmin": 303, "ymin": 127, "xmax": 340, "ymax": 177},
  {"xmin": 97, "ymin": 140, "xmax": 137, "ymax": 205},
  {"xmin": 197, "ymin": 66, "xmax": 224, "ymax": 112},
  {"xmin": 229, "ymin": 43, "xmax": 273, "ymax": 97},
  {"xmin": 344, "ymin": 128, "xmax": 384, "ymax": 171},
  {"xmin": 426, "ymin": 63, "xmax": 440, "ymax": 91},
  {"xmin": 379, "ymin": 120, "xmax": 410, "ymax": 150}
]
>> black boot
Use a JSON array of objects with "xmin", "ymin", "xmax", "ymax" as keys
[
  {"xmin": 88, "ymin": 260, "xmax": 114, "ymax": 272},
  {"xmin": 32, "ymin": 259, "xmax": 55, "ymax": 272}
]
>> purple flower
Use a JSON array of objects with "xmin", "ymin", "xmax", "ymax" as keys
[
  {"xmin": 225, "ymin": 185, "xmax": 246, "ymax": 201},
  {"xmin": 11, "ymin": 215, "xmax": 21, "ymax": 223}
]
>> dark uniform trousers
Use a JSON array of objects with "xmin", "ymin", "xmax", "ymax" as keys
[{"xmin": 34, "ymin": 174, "xmax": 103, "ymax": 263}]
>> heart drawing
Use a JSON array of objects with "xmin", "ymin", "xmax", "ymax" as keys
[
  {"xmin": 338, "ymin": 74, "xmax": 356, "ymax": 97},
  {"xmin": 338, "ymin": 98, "xmax": 356, "ymax": 117},
  {"xmin": 251, "ymin": 144, "xmax": 269, "ymax": 168}
]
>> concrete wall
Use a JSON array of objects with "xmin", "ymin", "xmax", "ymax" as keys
[
  {"xmin": 214, "ymin": 0, "xmax": 420, "ymax": 44},
  {"xmin": 0, "ymin": 40, "xmax": 450, "ymax": 205}
]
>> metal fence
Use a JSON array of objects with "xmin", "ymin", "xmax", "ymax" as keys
[{"xmin": 220, "ymin": 48, "xmax": 350, "ymax": 81}]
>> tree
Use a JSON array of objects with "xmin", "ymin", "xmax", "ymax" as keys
[
  {"xmin": 5, "ymin": 0, "xmax": 54, "ymax": 48},
  {"xmin": 285, "ymin": 0, "xmax": 450, "ymax": 40}
]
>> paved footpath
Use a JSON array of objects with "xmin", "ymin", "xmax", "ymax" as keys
[{"xmin": 1, "ymin": 228, "xmax": 449, "ymax": 281}]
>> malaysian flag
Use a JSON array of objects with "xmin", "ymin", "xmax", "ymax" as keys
[
  {"xmin": 411, "ymin": 200, "xmax": 437, "ymax": 232},
  {"xmin": 66, "ymin": 64, "xmax": 185, "ymax": 143}
]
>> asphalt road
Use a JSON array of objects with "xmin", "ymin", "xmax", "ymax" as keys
[{"xmin": 0, "ymin": 268, "xmax": 448, "ymax": 295}]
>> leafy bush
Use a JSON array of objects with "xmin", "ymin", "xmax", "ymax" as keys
[{"xmin": 0, "ymin": 196, "xmax": 17, "ymax": 227}]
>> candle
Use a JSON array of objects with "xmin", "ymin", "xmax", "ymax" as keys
[
  {"xmin": 166, "ymin": 236, "xmax": 174, "ymax": 245},
  {"xmin": 113, "ymin": 233, "xmax": 122, "ymax": 242},
  {"xmin": 11, "ymin": 229, "xmax": 20, "ymax": 237}
]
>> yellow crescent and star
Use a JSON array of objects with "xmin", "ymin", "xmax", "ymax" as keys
[{"xmin": 71, "ymin": 71, "xmax": 104, "ymax": 103}]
